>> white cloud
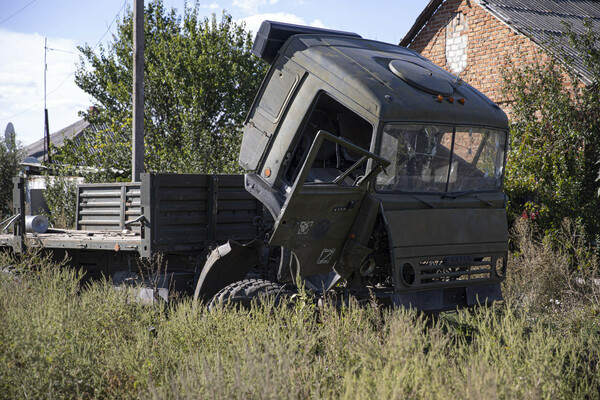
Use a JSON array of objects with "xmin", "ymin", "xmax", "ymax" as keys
[
  {"xmin": 309, "ymin": 19, "xmax": 326, "ymax": 29},
  {"xmin": 233, "ymin": 0, "xmax": 279, "ymax": 14},
  {"xmin": 0, "ymin": 29, "xmax": 90, "ymax": 146},
  {"xmin": 201, "ymin": 2, "xmax": 220, "ymax": 10},
  {"xmin": 238, "ymin": 12, "xmax": 328, "ymax": 35}
]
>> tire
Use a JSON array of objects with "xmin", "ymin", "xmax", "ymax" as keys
[
  {"xmin": 244, "ymin": 270, "xmax": 278, "ymax": 281},
  {"xmin": 208, "ymin": 278, "xmax": 295, "ymax": 310}
]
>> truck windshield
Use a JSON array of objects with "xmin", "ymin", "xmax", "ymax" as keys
[{"xmin": 376, "ymin": 124, "xmax": 506, "ymax": 193}]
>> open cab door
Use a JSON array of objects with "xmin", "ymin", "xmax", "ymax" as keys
[{"xmin": 269, "ymin": 130, "xmax": 390, "ymax": 279}]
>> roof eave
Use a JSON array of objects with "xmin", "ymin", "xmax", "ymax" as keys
[{"xmin": 399, "ymin": 0, "xmax": 445, "ymax": 47}]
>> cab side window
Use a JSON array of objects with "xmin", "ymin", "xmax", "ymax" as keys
[{"xmin": 283, "ymin": 93, "xmax": 373, "ymax": 185}]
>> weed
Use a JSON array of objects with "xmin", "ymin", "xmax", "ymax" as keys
[{"xmin": 1, "ymin": 224, "xmax": 599, "ymax": 399}]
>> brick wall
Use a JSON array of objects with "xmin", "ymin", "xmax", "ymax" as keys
[{"xmin": 406, "ymin": 0, "xmax": 551, "ymax": 112}]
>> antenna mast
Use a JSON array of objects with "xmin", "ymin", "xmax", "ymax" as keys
[{"xmin": 44, "ymin": 37, "xmax": 51, "ymax": 163}]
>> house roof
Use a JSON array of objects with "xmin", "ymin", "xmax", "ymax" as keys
[
  {"xmin": 21, "ymin": 118, "xmax": 111, "ymax": 164},
  {"xmin": 21, "ymin": 119, "xmax": 90, "ymax": 162},
  {"xmin": 400, "ymin": 0, "xmax": 600, "ymax": 84}
]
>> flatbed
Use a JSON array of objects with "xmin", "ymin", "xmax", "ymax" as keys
[
  {"xmin": 1, "ymin": 229, "xmax": 142, "ymax": 252},
  {"xmin": 1, "ymin": 173, "xmax": 271, "ymax": 290}
]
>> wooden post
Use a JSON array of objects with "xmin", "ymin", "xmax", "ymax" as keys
[{"xmin": 132, "ymin": 0, "xmax": 145, "ymax": 182}]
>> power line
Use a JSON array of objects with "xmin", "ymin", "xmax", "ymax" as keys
[
  {"xmin": 0, "ymin": 0, "xmax": 38, "ymax": 25},
  {"xmin": 46, "ymin": 71, "xmax": 75, "ymax": 98},
  {"xmin": 93, "ymin": 0, "xmax": 129, "ymax": 50},
  {"xmin": 0, "ymin": 47, "xmax": 79, "ymax": 122},
  {"xmin": 43, "ymin": 0, "xmax": 129, "ymax": 102},
  {"xmin": 47, "ymin": 47, "xmax": 75, "ymax": 54},
  {"xmin": 0, "ymin": 0, "xmax": 130, "ymax": 123},
  {"xmin": 0, "ymin": 102, "xmax": 41, "ymax": 121}
]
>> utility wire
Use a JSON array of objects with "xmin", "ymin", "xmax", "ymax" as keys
[
  {"xmin": 92, "ymin": 0, "xmax": 129, "ymax": 50},
  {"xmin": 0, "ymin": 102, "xmax": 39, "ymax": 121},
  {"xmin": 0, "ymin": 0, "xmax": 38, "ymax": 25},
  {"xmin": 47, "ymin": 47, "xmax": 75, "ymax": 54},
  {"xmin": 0, "ymin": 0, "xmax": 130, "ymax": 122},
  {"xmin": 0, "ymin": 48, "xmax": 80, "ymax": 122},
  {"xmin": 45, "ymin": 0, "xmax": 129, "ymax": 98},
  {"xmin": 42, "ymin": 0, "xmax": 129, "ymax": 107}
]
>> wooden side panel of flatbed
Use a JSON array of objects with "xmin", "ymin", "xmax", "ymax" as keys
[
  {"xmin": 24, "ymin": 230, "xmax": 141, "ymax": 251},
  {"xmin": 141, "ymin": 173, "xmax": 269, "ymax": 257}
]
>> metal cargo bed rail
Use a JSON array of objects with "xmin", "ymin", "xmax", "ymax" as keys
[
  {"xmin": 77, "ymin": 183, "xmax": 142, "ymax": 232},
  {"xmin": 0, "ymin": 178, "xmax": 26, "ymax": 252}
]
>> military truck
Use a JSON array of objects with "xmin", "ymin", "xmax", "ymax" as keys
[{"xmin": 0, "ymin": 21, "xmax": 509, "ymax": 311}]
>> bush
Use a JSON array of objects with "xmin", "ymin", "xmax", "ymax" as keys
[
  {"xmin": 502, "ymin": 21, "xmax": 600, "ymax": 238},
  {"xmin": 42, "ymin": 174, "xmax": 78, "ymax": 229},
  {"xmin": 0, "ymin": 133, "xmax": 19, "ymax": 219}
]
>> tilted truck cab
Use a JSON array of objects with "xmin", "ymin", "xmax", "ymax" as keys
[{"xmin": 239, "ymin": 21, "xmax": 509, "ymax": 310}]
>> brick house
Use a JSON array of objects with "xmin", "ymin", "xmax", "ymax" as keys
[{"xmin": 400, "ymin": 0, "xmax": 600, "ymax": 111}]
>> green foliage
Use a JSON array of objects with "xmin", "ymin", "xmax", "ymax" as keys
[
  {"xmin": 54, "ymin": 0, "xmax": 267, "ymax": 180},
  {"xmin": 0, "ymin": 133, "xmax": 19, "ymax": 218},
  {"xmin": 1, "ymin": 229, "xmax": 599, "ymax": 399},
  {"xmin": 42, "ymin": 173, "xmax": 78, "ymax": 229},
  {"xmin": 502, "ymin": 20, "xmax": 600, "ymax": 238}
]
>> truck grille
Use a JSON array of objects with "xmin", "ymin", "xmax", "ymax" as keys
[{"xmin": 398, "ymin": 255, "xmax": 505, "ymax": 288}]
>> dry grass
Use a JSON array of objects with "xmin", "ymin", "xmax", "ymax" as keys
[
  {"xmin": 0, "ymin": 222, "xmax": 599, "ymax": 399},
  {"xmin": 505, "ymin": 219, "xmax": 600, "ymax": 328}
]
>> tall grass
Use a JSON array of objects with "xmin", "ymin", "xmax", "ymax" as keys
[
  {"xmin": 0, "ymin": 221, "xmax": 599, "ymax": 399},
  {"xmin": 506, "ymin": 219, "xmax": 600, "ymax": 331}
]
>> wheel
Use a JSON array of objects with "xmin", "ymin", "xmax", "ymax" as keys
[{"xmin": 208, "ymin": 278, "xmax": 295, "ymax": 310}]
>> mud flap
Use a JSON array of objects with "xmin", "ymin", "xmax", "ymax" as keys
[
  {"xmin": 335, "ymin": 239, "xmax": 372, "ymax": 278},
  {"xmin": 280, "ymin": 249, "xmax": 340, "ymax": 294},
  {"xmin": 194, "ymin": 239, "xmax": 264, "ymax": 302},
  {"xmin": 302, "ymin": 270, "xmax": 341, "ymax": 293}
]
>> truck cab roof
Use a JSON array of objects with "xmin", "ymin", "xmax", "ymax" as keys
[{"xmin": 277, "ymin": 34, "xmax": 508, "ymax": 127}]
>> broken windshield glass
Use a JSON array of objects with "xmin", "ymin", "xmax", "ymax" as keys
[{"xmin": 376, "ymin": 124, "xmax": 506, "ymax": 193}]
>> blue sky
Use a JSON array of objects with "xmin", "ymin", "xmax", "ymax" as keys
[{"xmin": 0, "ymin": 0, "xmax": 428, "ymax": 145}]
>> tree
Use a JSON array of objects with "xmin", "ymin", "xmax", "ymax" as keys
[
  {"xmin": 54, "ymin": 0, "xmax": 267, "ymax": 180},
  {"xmin": 0, "ymin": 131, "xmax": 19, "ymax": 218},
  {"xmin": 502, "ymin": 20, "xmax": 600, "ymax": 239}
]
